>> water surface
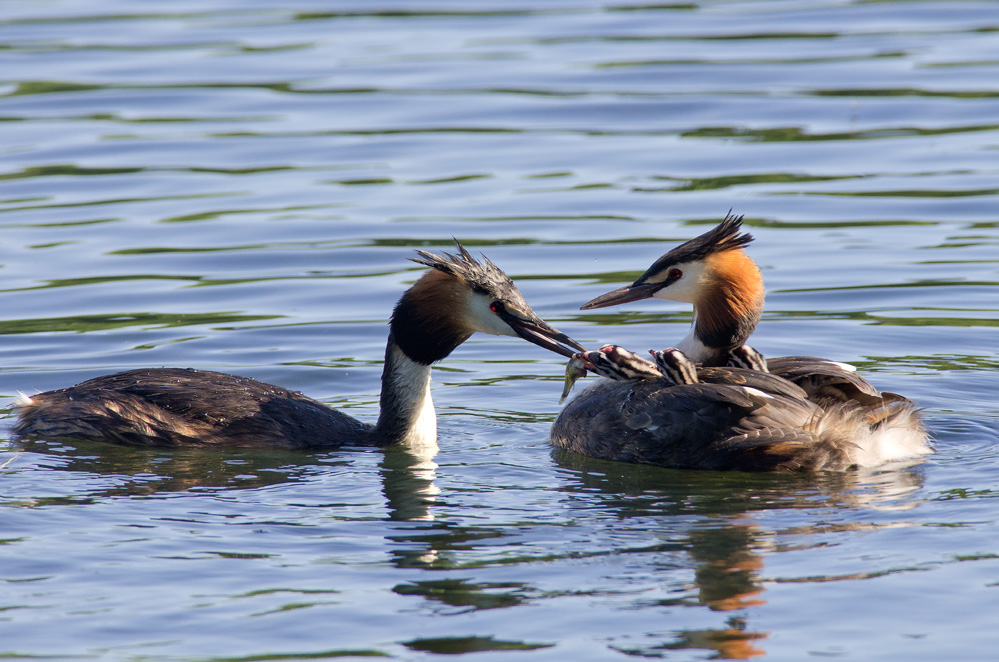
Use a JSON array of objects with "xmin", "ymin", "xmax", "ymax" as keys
[{"xmin": 1, "ymin": 2, "xmax": 998, "ymax": 660}]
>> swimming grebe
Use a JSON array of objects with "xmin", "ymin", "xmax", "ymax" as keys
[
  {"xmin": 13, "ymin": 242, "xmax": 583, "ymax": 449},
  {"xmin": 551, "ymin": 215, "xmax": 930, "ymax": 471}
]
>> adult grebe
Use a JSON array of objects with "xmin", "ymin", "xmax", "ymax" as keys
[
  {"xmin": 13, "ymin": 242, "xmax": 583, "ymax": 449},
  {"xmin": 551, "ymin": 215, "xmax": 930, "ymax": 471}
]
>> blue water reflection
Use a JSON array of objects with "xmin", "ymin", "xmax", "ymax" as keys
[{"xmin": 1, "ymin": 1, "xmax": 997, "ymax": 660}]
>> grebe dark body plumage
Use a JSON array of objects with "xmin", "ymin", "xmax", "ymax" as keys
[
  {"xmin": 14, "ymin": 368, "xmax": 368, "ymax": 449},
  {"xmin": 14, "ymin": 243, "xmax": 583, "ymax": 449}
]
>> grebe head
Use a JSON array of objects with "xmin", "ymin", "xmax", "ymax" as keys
[
  {"xmin": 577, "ymin": 344, "xmax": 662, "ymax": 381},
  {"xmin": 391, "ymin": 241, "xmax": 584, "ymax": 365},
  {"xmin": 649, "ymin": 348, "xmax": 699, "ymax": 385},
  {"xmin": 580, "ymin": 212, "xmax": 765, "ymax": 361},
  {"xmin": 727, "ymin": 344, "xmax": 769, "ymax": 372}
]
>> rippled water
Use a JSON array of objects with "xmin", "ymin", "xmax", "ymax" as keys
[{"xmin": 1, "ymin": 2, "xmax": 998, "ymax": 660}]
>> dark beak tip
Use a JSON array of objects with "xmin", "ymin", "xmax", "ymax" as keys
[
  {"xmin": 580, "ymin": 295, "xmax": 617, "ymax": 310},
  {"xmin": 548, "ymin": 324, "xmax": 586, "ymax": 353},
  {"xmin": 511, "ymin": 318, "xmax": 584, "ymax": 358},
  {"xmin": 547, "ymin": 331, "xmax": 586, "ymax": 358},
  {"xmin": 582, "ymin": 283, "xmax": 658, "ymax": 310},
  {"xmin": 581, "ymin": 295, "xmax": 626, "ymax": 310}
]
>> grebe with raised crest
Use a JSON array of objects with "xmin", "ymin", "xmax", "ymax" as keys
[{"xmin": 14, "ymin": 242, "xmax": 583, "ymax": 449}]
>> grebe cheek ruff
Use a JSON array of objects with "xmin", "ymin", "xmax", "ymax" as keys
[
  {"xmin": 554, "ymin": 213, "xmax": 930, "ymax": 472},
  {"xmin": 13, "ymin": 242, "xmax": 584, "ymax": 450}
]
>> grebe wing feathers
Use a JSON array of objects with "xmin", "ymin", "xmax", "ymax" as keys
[
  {"xmin": 618, "ymin": 383, "xmax": 863, "ymax": 471},
  {"xmin": 552, "ymin": 378, "xmax": 827, "ymax": 470},
  {"xmin": 766, "ymin": 356, "xmax": 892, "ymax": 405},
  {"xmin": 697, "ymin": 366, "xmax": 809, "ymax": 401}
]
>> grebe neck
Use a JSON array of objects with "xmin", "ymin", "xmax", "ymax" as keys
[
  {"xmin": 685, "ymin": 250, "xmax": 764, "ymax": 366},
  {"xmin": 373, "ymin": 334, "xmax": 436, "ymax": 446},
  {"xmin": 372, "ymin": 278, "xmax": 470, "ymax": 445},
  {"xmin": 674, "ymin": 324, "xmax": 720, "ymax": 366}
]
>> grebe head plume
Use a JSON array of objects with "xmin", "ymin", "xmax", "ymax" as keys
[
  {"xmin": 582, "ymin": 212, "xmax": 757, "ymax": 309},
  {"xmin": 391, "ymin": 240, "xmax": 584, "ymax": 365}
]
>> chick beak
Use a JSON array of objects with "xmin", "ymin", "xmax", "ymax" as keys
[
  {"xmin": 580, "ymin": 280, "xmax": 662, "ymax": 310},
  {"xmin": 500, "ymin": 312, "xmax": 585, "ymax": 359}
]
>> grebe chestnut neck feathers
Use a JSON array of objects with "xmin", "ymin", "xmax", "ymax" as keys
[
  {"xmin": 553, "ymin": 215, "xmax": 930, "ymax": 471},
  {"xmin": 13, "ymin": 242, "xmax": 583, "ymax": 449}
]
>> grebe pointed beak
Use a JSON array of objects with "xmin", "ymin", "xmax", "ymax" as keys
[
  {"xmin": 500, "ymin": 311, "xmax": 585, "ymax": 358},
  {"xmin": 581, "ymin": 281, "xmax": 661, "ymax": 310}
]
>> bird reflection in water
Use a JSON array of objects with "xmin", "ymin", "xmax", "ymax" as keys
[{"xmin": 552, "ymin": 449, "xmax": 926, "ymax": 659}]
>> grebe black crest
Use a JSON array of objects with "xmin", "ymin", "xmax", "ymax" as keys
[
  {"xmin": 13, "ymin": 241, "xmax": 583, "ymax": 449},
  {"xmin": 552, "ymin": 214, "xmax": 930, "ymax": 472}
]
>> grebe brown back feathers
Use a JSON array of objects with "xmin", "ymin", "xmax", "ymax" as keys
[
  {"xmin": 552, "ymin": 214, "xmax": 930, "ymax": 471},
  {"xmin": 13, "ymin": 242, "xmax": 583, "ymax": 449},
  {"xmin": 561, "ymin": 345, "xmax": 839, "ymax": 471}
]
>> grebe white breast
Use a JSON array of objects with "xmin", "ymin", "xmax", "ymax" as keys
[
  {"xmin": 551, "ymin": 215, "xmax": 930, "ymax": 471},
  {"xmin": 13, "ymin": 242, "xmax": 583, "ymax": 449}
]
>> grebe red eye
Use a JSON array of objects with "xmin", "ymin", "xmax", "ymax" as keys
[
  {"xmin": 668, "ymin": 268, "xmax": 683, "ymax": 280},
  {"xmin": 489, "ymin": 301, "xmax": 500, "ymax": 312}
]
